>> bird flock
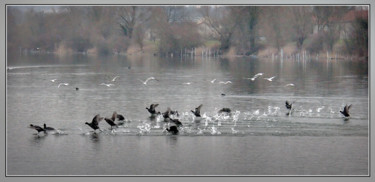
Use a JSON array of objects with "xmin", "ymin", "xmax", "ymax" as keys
[
  {"xmin": 30, "ymin": 71, "xmax": 352, "ymax": 136},
  {"xmin": 29, "ymin": 101, "xmax": 352, "ymax": 136}
]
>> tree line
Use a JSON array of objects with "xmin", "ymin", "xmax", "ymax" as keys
[{"xmin": 7, "ymin": 6, "xmax": 368, "ymax": 58}]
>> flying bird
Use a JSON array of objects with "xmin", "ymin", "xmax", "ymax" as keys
[
  {"xmin": 146, "ymin": 103, "xmax": 159, "ymax": 115},
  {"xmin": 340, "ymin": 104, "xmax": 352, "ymax": 117},
  {"xmin": 285, "ymin": 83, "xmax": 295, "ymax": 87},
  {"xmin": 264, "ymin": 76, "xmax": 276, "ymax": 82},
  {"xmin": 191, "ymin": 104, "xmax": 203, "ymax": 117},
  {"xmin": 111, "ymin": 76, "xmax": 120, "ymax": 82},
  {"xmin": 245, "ymin": 73, "xmax": 264, "ymax": 81},
  {"xmin": 57, "ymin": 83, "xmax": 69, "ymax": 88},
  {"xmin": 285, "ymin": 101, "xmax": 294, "ymax": 110},
  {"xmin": 100, "ymin": 83, "xmax": 115, "ymax": 87},
  {"xmin": 139, "ymin": 77, "xmax": 158, "ymax": 85},
  {"xmin": 219, "ymin": 81, "xmax": 232, "ymax": 84},
  {"xmin": 104, "ymin": 118, "xmax": 118, "ymax": 129},
  {"xmin": 29, "ymin": 124, "xmax": 46, "ymax": 134},
  {"xmin": 85, "ymin": 114, "xmax": 103, "ymax": 131},
  {"xmin": 43, "ymin": 123, "xmax": 55, "ymax": 131}
]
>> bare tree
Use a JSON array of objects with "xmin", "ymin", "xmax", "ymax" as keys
[{"xmin": 289, "ymin": 6, "xmax": 312, "ymax": 51}]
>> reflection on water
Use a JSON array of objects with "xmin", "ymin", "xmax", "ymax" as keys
[{"xmin": 6, "ymin": 54, "xmax": 368, "ymax": 175}]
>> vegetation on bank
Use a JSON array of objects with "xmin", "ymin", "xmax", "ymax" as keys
[{"xmin": 7, "ymin": 6, "xmax": 368, "ymax": 60}]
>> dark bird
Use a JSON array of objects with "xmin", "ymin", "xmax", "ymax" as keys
[
  {"xmin": 29, "ymin": 124, "xmax": 46, "ymax": 134},
  {"xmin": 146, "ymin": 103, "xmax": 159, "ymax": 115},
  {"xmin": 43, "ymin": 123, "xmax": 55, "ymax": 131},
  {"xmin": 218, "ymin": 108, "xmax": 231, "ymax": 114},
  {"xmin": 340, "ymin": 104, "xmax": 352, "ymax": 117},
  {"xmin": 104, "ymin": 118, "xmax": 118, "ymax": 129},
  {"xmin": 221, "ymin": 93, "xmax": 226, "ymax": 96},
  {"xmin": 285, "ymin": 101, "xmax": 293, "ymax": 110},
  {"xmin": 191, "ymin": 104, "xmax": 203, "ymax": 117},
  {"xmin": 76, "ymin": 87, "xmax": 79, "ymax": 91},
  {"xmin": 85, "ymin": 114, "xmax": 103, "ymax": 131},
  {"xmin": 111, "ymin": 111, "xmax": 125, "ymax": 121},
  {"xmin": 116, "ymin": 114, "xmax": 125, "ymax": 121},
  {"xmin": 166, "ymin": 125, "xmax": 179, "ymax": 135}
]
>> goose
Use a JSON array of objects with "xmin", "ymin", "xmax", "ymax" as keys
[
  {"xmin": 340, "ymin": 104, "xmax": 352, "ymax": 117},
  {"xmin": 191, "ymin": 104, "xmax": 203, "ymax": 117},
  {"xmin": 85, "ymin": 114, "xmax": 103, "ymax": 131}
]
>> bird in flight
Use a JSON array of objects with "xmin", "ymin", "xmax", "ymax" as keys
[
  {"xmin": 264, "ymin": 76, "xmax": 276, "ymax": 82},
  {"xmin": 139, "ymin": 77, "xmax": 158, "ymax": 85},
  {"xmin": 57, "ymin": 83, "xmax": 69, "ymax": 88},
  {"xmin": 111, "ymin": 76, "xmax": 119, "ymax": 82},
  {"xmin": 100, "ymin": 83, "xmax": 115, "ymax": 87}
]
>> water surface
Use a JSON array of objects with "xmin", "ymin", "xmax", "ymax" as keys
[{"xmin": 6, "ymin": 54, "xmax": 368, "ymax": 175}]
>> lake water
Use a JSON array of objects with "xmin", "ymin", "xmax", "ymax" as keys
[{"xmin": 6, "ymin": 54, "xmax": 368, "ymax": 175}]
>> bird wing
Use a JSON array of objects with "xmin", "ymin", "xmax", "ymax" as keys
[{"xmin": 111, "ymin": 112, "xmax": 117, "ymax": 121}]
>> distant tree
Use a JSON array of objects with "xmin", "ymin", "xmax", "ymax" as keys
[
  {"xmin": 199, "ymin": 6, "xmax": 241, "ymax": 52},
  {"xmin": 344, "ymin": 17, "xmax": 368, "ymax": 57},
  {"xmin": 288, "ymin": 6, "xmax": 313, "ymax": 51}
]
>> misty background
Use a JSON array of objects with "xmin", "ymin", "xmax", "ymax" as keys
[{"xmin": 7, "ymin": 5, "xmax": 368, "ymax": 60}]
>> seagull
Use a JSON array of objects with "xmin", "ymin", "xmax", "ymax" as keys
[
  {"xmin": 285, "ymin": 83, "xmax": 295, "ymax": 87},
  {"xmin": 210, "ymin": 79, "xmax": 216, "ymax": 83},
  {"xmin": 50, "ymin": 79, "xmax": 57, "ymax": 82},
  {"xmin": 57, "ymin": 83, "xmax": 69, "ymax": 88},
  {"xmin": 100, "ymin": 83, "xmax": 115, "ymax": 87},
  {"xmin": 191, "ymin": 104, "xmax": 203, "ymax": 117},
  {"xmin": 219, "ymin": 81, "xmax": 232, "ymax": 84},
  {"xmin": 245, "ymin": 73, "xmax": 264, "ymax": 81},
  {"xmin": 43, "ymin": 123, "xmax": 55, "ymax": 131},
  {"xmin": 340, "ymin": 104, "xmax": 352, "ymax": 117},
  {"xmin": 85, "ymin": 114, "xmax": 103, "ymax": 131},
  {"xmin": 264, "ymin": 76, "xmax": 276, "ymax": 81},
  {"xmin": 139, "ymin": 77, "xmax": 158, "ymax": 85},
  {"xmin": 111, "ymin": 76, "xmax": 119, "ymax": 82},
  {"xmin": 183, "ymin": 82, "xmax": 192, "ymax": 85}
]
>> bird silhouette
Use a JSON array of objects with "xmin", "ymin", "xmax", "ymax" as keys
[
  {"xmin": 340, "ymin": 104, "xmax": 352, "ymax": 117},
  {"xmin": 29, "ymin": 124, "xmax": 46, "ymax": 134},
  {"xmin": 191, "ymin": 104, "xmax": 203, "ymax": 117},
  {"xmin": 85, "ymin": 114, "xmax": 103, "ymax": 131},
  {"xmin": 166, "ymin": 125, "xmax": 179, "ymax": 135}
]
